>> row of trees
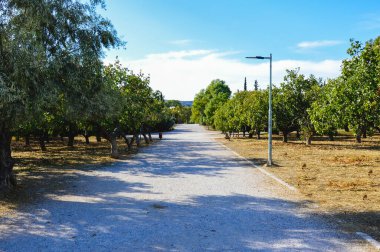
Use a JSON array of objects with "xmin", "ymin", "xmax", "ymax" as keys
[
  {"xmin": 0, "ymin": 0, "xmax": 174, "ymax": 190},
  {"xmin": 192, "ymin": 36, "xmax": 380, "ymax": 145}
]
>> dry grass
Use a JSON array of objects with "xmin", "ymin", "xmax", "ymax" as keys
[
  {"xmin": 0, "ymin": 136, "xmax": 149, "ymax": 216},
  {"xmin": 216, "ymin": 132, "xmax": 380, "ymax": 240}
]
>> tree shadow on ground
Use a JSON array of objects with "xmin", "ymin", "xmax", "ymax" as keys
[{"xmin": 0, "ymin": 187, "xmax": 367, "ymax": 251}]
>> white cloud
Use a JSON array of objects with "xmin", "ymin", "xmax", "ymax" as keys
[
  {"xmin": 111, "ymin": 50, "xmax": 342, "ymax": 100},
  {"xmin": 169, "ymin": 39, "xmax": 192, "ymax": 46},
  {"xmin": 297, "ymin": 40, "xmax": 343, "ymax": 49},
  {"xmin": 146, "ymin": 50, "xmax": 214, "ymax": 60}
]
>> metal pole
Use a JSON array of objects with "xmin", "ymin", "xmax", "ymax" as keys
[{"xmin": 267, "ymin": 53, "xmax": 273, "ymax": 166}]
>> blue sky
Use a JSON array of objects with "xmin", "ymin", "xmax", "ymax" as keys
[{"xmin": 100, "ymin": 0, "xmax": 380, "ymax": 100}]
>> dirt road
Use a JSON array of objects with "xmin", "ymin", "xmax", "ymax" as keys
[{"xmin": 0, "ymin": 124, "xmax": 374, "ymax": 251}]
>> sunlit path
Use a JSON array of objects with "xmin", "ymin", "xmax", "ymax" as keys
[{"xmin": 0, "ymin": 125, "xmax": 373, "ymax": 251}]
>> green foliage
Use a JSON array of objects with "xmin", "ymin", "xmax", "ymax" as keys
[
  {"xmin": 309, "ymin": 79, "xmax": 341, "ymax": 137},
  {"xmin": 191, "ymin": 89, "xmax": 207, "ymax": 124},
  {"xmin": 273, "ymin": 69, "xmax": 321, "ymax": 143},
  {"xmin": 337, "ymin": 38, "xmax": 380, "ymax": 141},
  {"xmin": 191, "ymin": 79, "xmax": 231, "ymax": 127},
  {"xmin": 244, "ymin": 90, "xmax": 268, "ymax": 138}
]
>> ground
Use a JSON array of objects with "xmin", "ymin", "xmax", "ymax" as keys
[
  {"xmin": 0, "ymin": 125, "xmax": 376, "ymax": 251},
  {"xmin": 215, "ymin": 131, "xmax": 380, "ymax": 241}
]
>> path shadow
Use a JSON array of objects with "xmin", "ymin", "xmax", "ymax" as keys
[{"xmin": 0, "ymin": 185, "xmax": 366, "ymax": 251}]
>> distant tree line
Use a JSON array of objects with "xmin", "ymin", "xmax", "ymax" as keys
[
  {"xmin": 192, "ymin": 36, "xmax": 380, "ymax": 145},
  {"xmin": 0, "ymin": 0, "xmax": 174, "ymax": 190},
  {"xmin": 165, "ymin": 100, "xmax": 192, "ymax": 124}
]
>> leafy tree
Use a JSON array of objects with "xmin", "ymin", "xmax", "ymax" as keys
[
  {"xmin": 203, "ymin": 79, "xmax": 231, "ymax": 127},
  {"xmin": 273, "ymin": 69, "xmax": 320, "ymax": 144},
  {"xmin": 244, "ymin": 90, "xmax": 268, "ymax": 139},
  {"xmin": 0, "ymin": 0, "xmax": 120, "ymax": 189},
  {"xmin": 191, "ymin": 89, "xmax": 207, "ymax": 124},
  {"xmin": 309, "ymin": 79, "xmax": 341, "ymax": 140},
  {"xmin": 336, "ymin": 38, "xmax": 380, "ymax": 142}
]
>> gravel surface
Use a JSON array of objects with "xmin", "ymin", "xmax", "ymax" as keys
[{"xmin": 0, "ymin": 124, "xmax": 375, "ymax": 251}]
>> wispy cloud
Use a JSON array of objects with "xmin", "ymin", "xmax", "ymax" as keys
[
  {"xmin": 146, "ymin": 50, "xmax": 214, "ymax": 60},
  {"xmin": 297, "ymin": 40, "xmax": 343, "ymax": 49},
  {"xmin": 109, "ymin": 50, "xmax": 342, "ymax": 100},
  {"xmin": 359, "ymin": 14, "xmax": 380, "ymax": 30},
  {"xmin": 169, "ymin": 39, "xmax": 192, "ymax": 46}
]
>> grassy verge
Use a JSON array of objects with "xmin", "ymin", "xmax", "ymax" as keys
[
  {"xmin": 214, "ymin": 132, "xmax": 380, "ymax": 240},
  {"xmin": 0, "ymin": 136, "xmax": 150, "ymax": 216}
]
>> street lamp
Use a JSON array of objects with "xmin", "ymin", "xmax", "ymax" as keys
[{"xmin": 246, "ymin": 53, "xmax": 273, "ymax": 166}]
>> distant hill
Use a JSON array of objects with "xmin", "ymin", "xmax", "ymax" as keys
[{"xmin": 180, "ymin": 101, "xmax": 193, "ymax": 107}]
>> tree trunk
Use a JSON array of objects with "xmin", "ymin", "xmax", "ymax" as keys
[
  {"xmin": 248, "ymin": 133, "xmax": 253, "ymax": 138},
  {"xmin": 85, "ymin": 135, "xmax": 90, "ymax": 145},
  {"xmin": 135, "ymin": 134, "xmax": 141, "ymax": 147},
  {"xmin": 296, "ymin": 131, "xmax": 301, "ymax": 140},
  {"xmin": 24, "ymin": 134, "xmax": 30, "ymax": 147},
  {"xmin": 142, "ymin": 133, "xmax": 150, "ymax": 144},
  {"xmin": 96, "ymin": 135, "xmax": 101, "ymax": 142},
  {"xmin": 362, "ymin": 128, "xmax": 367, "ymax": 138},
  {"xmin": 125, "ymin": 137, "xmax": 132, "ymax": 150},
  {"xmin": 44, "ymin": 132, "xmax": 50, "ymax": 144},
  {"xmin": 0, "ymin": 128, "xmax": 16, "ymax": 190},
  {"xmin": 256, "ymin": 130, "xmax": 261, "ymax": 140},
  {"xmin": 67, "ymin": 134, "xmax": 75, "ymax": 147},
  {"xmin": 39, "ymin": 135, "xmax": 47, "ymax": 151},
  {"xmin": 110, "ymin": 135, "xmax": 119, "ymax": 158},
  {"xmin": 344, "ymin": 124, "xmax": 349, "ymax": 132},
  {"xmin": 356, "ymin": 132, "xmax": 362, "ymax": 143},
  {"xmin": 305, "ymin": 136, "xmax": 312, "ymax": 145},
  {"xmin": 148, "ymin": 132, "xmax": 153, "ymax": 142},
  {"xmin": 328, "ymin": 133, "xmax": 334, "ymax": 141},
  {"xmin": 282, "ymin": 131, "xmax": 288, "ymax": 143}
]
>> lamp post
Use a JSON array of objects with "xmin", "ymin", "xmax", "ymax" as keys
[{"xmin": 246, "ymin": 53, "xmax": 273, "ymax": 166}]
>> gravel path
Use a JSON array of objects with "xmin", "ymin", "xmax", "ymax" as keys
[{"xmin": 0, "ymin": 124, "xmax": 374, "ymax": 251}]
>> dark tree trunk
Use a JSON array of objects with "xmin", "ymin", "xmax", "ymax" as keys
[
  {"xmin": 0, "ymin": 128, "xmax": 16, "ymax": 190},
  {"xmin": 296, "ymin": 131, "xmax": 301, "ymax": 140},
  {"xmin": 242, "ymin": 130, "xmax": 246, "ymax": 137},
  {"xmin": 44, "ymin": 132, "xmax": 50, "ymax": 144},
  {"xmin": 148, "ymin": 132, "xmax": 153, "ymax": 142},
  {"xmin": 362, "ymin": 128, "xmax": 367, "ymax": 138},
  {"xmin": 24, "ymin": 134, "xmax": 30, "ymax": 147},
  {"xmin": 60, "ymin": 135, "xmax": 64, "ymax": 142},
  {"xmin": 124, "ymin": 136, "xmax": 132, "ymax": 150},
  {"xmin": 344, "ymin": 124, "xmax": 349, "ymax": 132},
  {"xmin": 67, "ymin": 124, "xmax": 76, "ymax": 147},
  {"xmin": 305, "ymin": 135, "xmax": 312, "ymax": 145},
  {"xmin": 256, "ymin": 130, "xmax": 261, "ymax": 140},
  {"xmin": 142, "ymin": 133, "xmax": 150, "ymax": 144},
  {"xmin": 16, "ymin": 135, "xmax": 20, "ymax": 141},
  {"xmin": 96, "ymin": 135, "xmax": 101, "ymax": 142},
  {"xmin": 225, "ymin": 132, "xmax": 230, "ymax": 140},
  {"xmin": 282, "ymin": 130, "xmax": 289, "ymax": 143},
  {"xmin": 39, "ymin": 135, "xmax": 47, "ymax": 151},
  {"xmin": 356, "ymin": 132, "xmax": 362, "ymax": 143},
  {"xmin": 328, "ymin": 133, "xmax": 334, "ymax": 141},
  {"xmin": 135, "ymin": 134, "xmax": 141, "ymax": 147},
  {"xmin": 67, "ymin": 134, "xmax": 75, "ymax": 147},
  {"xmin": 85, "ymin": 135, "xmax": 90, "ymax": 145},
  {"xmin": 248, "ymin": 133, "xmax": 253, "ymax": 138}
]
